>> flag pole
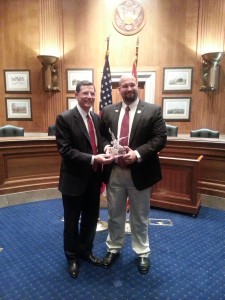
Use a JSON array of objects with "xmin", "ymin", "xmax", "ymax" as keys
[
  {"xmin": 135, "ymin": 36, "xmax": 139, "ymax": 66},
  {"xmin": 97, "ymin": 35, "xmax": 113, "ymax": 231}
]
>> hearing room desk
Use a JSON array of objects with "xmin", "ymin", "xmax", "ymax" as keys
[
  {"xmin": 0, "ymin": 136, "xmax": 225, "ymax": 214},
  {"xmin": 0, "ymin": 136, "xmax": 60, "ymax": 196}
]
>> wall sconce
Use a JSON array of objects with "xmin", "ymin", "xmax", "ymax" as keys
[
  {"xmin": 37, "ymin": 55, "xmax": 60, "ymax": 92},
  {"xmin": 200, "ymin": 52, "xmax": 225, "ymax": 92}
]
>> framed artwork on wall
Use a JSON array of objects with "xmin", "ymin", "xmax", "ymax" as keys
[
  {"xmin": 67, "ymin": 97, "xmax": 92, "ymax": 111},
  {"xmin": 162, "ymin": 97, "xmax": 191, "ymax": 121},
  {"xmin": 5, "ymin": 98, "xmax": 32, "ymax": 120},
  {"xmin": 4, "ymin": 70, "xmax": 31, "ymax": 93},
  {"xmin": 67, "ymin": 97, "xmax": 78, "ymax": 109},
  {"xmin": 66, "ymin": 69, "xmax": 94, "ymax": 92},
  {"xmin": 163, "ymin": 67, "xmax": 193, "ymax": 92}
]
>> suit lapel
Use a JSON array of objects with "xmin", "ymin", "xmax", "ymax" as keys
[
  {"xmin": 90, "ymin": 112, "xmax": 102, "ymax": 152},
  {"xmin": 129, "ymin": 100, "xmax": 145, "ymax": 144},
  {"xmin": 110, "ymin": 103, "xmax": 122, "ymax": 140},
  {"xmin": 73, "ymin": 107, "xmax": 90, "ymax": 141}
]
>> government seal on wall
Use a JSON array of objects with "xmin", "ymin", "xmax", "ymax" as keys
[{"xmin": 112, "ymin": 0, "xmax": 146, "ymax": 36}]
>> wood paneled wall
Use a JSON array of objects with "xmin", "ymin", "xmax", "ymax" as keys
[{"xmin": 0, "ymin": 0, "xmax": 224, "ymax": 134}]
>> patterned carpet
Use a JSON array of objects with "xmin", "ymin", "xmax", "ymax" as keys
[{"xmin": 0, "ymin": 199, "xmax": 225, "ymax": 300}]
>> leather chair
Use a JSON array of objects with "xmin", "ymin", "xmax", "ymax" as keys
[
  {"xmin": 190, "ymin": 128, "xmax": 220, "ymax": 138},
  {"xmin": 0, "ymin": 125, "xmax": 24, "ymax": 137},
  {"xmin": 166, "ymin": 124, "xmax": 178, "ymax": 137},
  {"xmin": 48, "ymin": 125, "xmax": 56, "ymax": 136}
]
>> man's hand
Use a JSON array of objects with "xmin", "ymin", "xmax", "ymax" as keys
[
  {"xmin": 105, "ymin": 146, "xmax": 113, "ymax": 155},
  {"xmin": 94, "ymin": 154, "xmax": 115, "ymax": 165},
  {"xmin": 123, "ymin": 146, "xmax": 137, "ymax": 165}
]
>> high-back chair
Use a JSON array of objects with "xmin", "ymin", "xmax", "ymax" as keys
[
  {"xmin": 166, "ymin": 124, "xmax": 178, "ymax": 137},
  {"xmin": 0, "ymin": 125, "xmax": 24, "ymax": 137},
  {"xmin": 190, "ymin": 128, "xmax": 220, "ymax": 138},
  {"xmin": 48, "ymin": 125, "xmax": 56, "ymax": 136}
]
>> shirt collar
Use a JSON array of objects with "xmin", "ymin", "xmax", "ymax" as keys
[
  {"xmin": 122, "ymin": 98, "xmax": 139, "ymax": 110},
  {"xmin": 77, "ymin": 104, "xmax": 90, "ymax": 119}
]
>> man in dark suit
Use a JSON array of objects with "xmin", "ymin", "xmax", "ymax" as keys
[
  {"xmin": 55, "ymin": 80, "xmax": 114, "ymax": 279},
  {"xmin": 100, "ymin": 74, "xmax": 167, "ymax": 274}
]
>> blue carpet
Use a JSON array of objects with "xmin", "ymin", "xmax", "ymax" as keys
[{"xmin": 0, "ymin": 199, "xmax": 225, "ymax": 300}]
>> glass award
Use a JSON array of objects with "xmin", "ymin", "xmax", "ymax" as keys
[{"xmin": 108, "ymin": 128, "xmax": 126, "ymax": 156}]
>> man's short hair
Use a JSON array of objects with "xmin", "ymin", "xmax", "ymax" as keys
[{"xmin": 76, "ymin": 80, "xmax": 94, "ymax": 93}]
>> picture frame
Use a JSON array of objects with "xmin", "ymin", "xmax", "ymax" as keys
[
  {"xmin": 66, "ymin": 68, "xmax": 94, "ymax": 92},
  {"xmin": 162, "ymin": 97, "xmax": 191, "ymax": 121},
  {"xmin": 67, "ymin": 97, "xmax": 78, "ymax": 109},
  {"xmin": 5, "ymin": 98, "xmax": 32, "ymax": 120},
  {"xmin": 67, "ymin": 97, "xmax": 92, "ymax": 111},
  {"xmin": 163, "ymin": 67, "xmax": 193, "ymax": 92},
  {"xmin": 4, "ymin": 70, "xmax": 31, "ymax": 93}
]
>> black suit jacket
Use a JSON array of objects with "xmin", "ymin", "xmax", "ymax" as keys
[
  {"xmin": 55, "ymin": 106, "xmax": 103, "ymax": 197},
  {"xmin": 101, "ymin": 100, "xmax": 167, "ymax": 190}
]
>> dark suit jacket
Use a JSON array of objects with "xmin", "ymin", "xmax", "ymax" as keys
[
  {"xmin": 101, "ymin": 100, "xmax": 167, "ymax": 190},
  {"xmin": 55, "ymin": 106, "xmax": 103, "ymax": 197}
]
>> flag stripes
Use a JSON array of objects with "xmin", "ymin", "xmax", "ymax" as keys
[{"xmin": 99, "ymin": 55, "xmax": 112, "ymax": 111}]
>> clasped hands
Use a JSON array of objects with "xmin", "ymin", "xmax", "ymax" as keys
[
  {"xmin": 120, "ymin": 146, "xmax": 138, "ymax": 165},
  {"xmin": 94, "ymin": 146, "xmax": 137, "ymax": 166}
]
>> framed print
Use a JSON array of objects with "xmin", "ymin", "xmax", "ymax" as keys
[
  {"xmin": 67, "ymin": 97, "xmax": 92, "ymax": 111},
  {"xmin": 66, "ymin": 69, "xmax": 94, "ymax": 92},
  {"xmin": 163, "ymin": 67, "xmax": 193, "ymax": 92},
  {"xmin": 67, "ymin": 97, "xmax": 78, "ymax": 109},
  {"xmin": 5, "ymin": 98, "xmax": 32, "ymax": 120},
  {"xmin": 4, "ymin": 70, "xmax": 31, "ymax": 93},
  {"xmin": 162, "ymin": 97, "xmax": 191, "ymax": 121}
]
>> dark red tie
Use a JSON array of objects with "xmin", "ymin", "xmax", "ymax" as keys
[
  {"xmin": 87, "ymin": 114, "xmax": 98, "ymax": 171},
  {"xmin": 118, "ymin": 106, "xmax": 130, "ymax": 168},
  {"xmin": 119, "ymin": 106, "xmax": 130, "ymax": 146}
]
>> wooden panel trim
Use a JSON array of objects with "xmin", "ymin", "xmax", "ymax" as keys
[
  {"xmin": 151, "ymin": 155, "xmax": 203, "ymax": 215},
  {"xmin": 0, "ymin": 137, "xmax": 224, "ymax": 213},
  {"xmin": 160, "ymin": 138, "xmax": 225, "ymax": 198},
  {"xmin": 0, "ymin": 137, "xmax": 60, "ymax": 195}
]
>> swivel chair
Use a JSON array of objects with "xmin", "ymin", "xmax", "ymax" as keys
[
  {"xmin": 166, "ymin": 124, "xmax": 178, "ymax": 137},
  {"xmin": 190, "ymin": 128, "xmax": 220, "ymax": 138},
  {"xmin": 0, "ymin": 125, "xmax": 24, "ymax": 137},
  {"xmin": 48, "ymin": 125, "xmax": 56, "ymax": 136}
]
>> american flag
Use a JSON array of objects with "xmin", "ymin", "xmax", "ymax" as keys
[
  {"xmin": 99, "ymin": 54, "xmax": 112, "ymax": 195},
  {"xmin": 99, "ymin": 55, "xmax": 112, "ymax": 111}
]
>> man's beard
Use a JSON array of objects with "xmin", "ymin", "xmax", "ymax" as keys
[{"xmin": 124, "ymin": 91, "xmax": 138, "ymax": 104}]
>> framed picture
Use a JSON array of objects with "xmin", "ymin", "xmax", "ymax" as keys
[
  {"xmin": 162, "ymin": 97, "xmax": 191, "ymax": 121},
  {"xmin": 67, "ymin": 97, "xmax": 93, "ymax": 111},
  {"xmin": 163, "ymin": 67, "xmax": 193, "ymax": 92},
  {"xmin": 4, "ymin": 70, "xmax": 31, "ymax": 93},
  {"xmin": 67, "ymin": 97, "xmax": 78, "ymax": 109},
  {"xmin": 5, "ymin": 98, "xmax": 32, "ymax": 120},
  {"xmin": 66, "ymin": 69, "xmax": 94, "ymax": 92}
]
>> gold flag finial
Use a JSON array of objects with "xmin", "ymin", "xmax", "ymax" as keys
[{"xmin": 105, "ymin": 35, "xmax": 110, "ymax": 58}]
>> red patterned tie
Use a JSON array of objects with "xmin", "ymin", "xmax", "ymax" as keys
[
  {"xmin": 119, "ymin": 106, "xmax": 130, "ymax": 146},
  {"xmin": 118, "ymin": 106, "xmax": 130, "ymax": 168},
  {"xmin": 87, "ymin": 114, "xmax": 98, "ymax": 171}
]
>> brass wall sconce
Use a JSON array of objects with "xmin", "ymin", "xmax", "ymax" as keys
[
  {"xmin": 37, "ymin": 55, "xmax": 60, "ymax": 92},
  {"xmin": 200, "ymin": 52, "xmax": 225, "ymax": 92}
]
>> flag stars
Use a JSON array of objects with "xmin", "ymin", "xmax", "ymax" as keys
[{"xmin": 100, "ymin": 56, "xmax": 112, "ymax": 111}]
